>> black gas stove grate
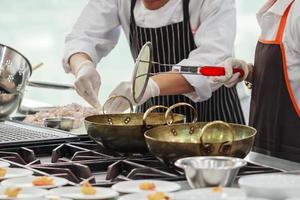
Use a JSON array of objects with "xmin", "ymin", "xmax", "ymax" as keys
[{"xmin": 0, "ymin": 140, "xmax": 283, "ymax": 187}]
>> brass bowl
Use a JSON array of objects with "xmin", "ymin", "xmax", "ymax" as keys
[
  {"xmin": 84, "ymin": 104, "xmax": 185, "ymax": 153},
  {"xmin": 144, "ymin": 121, "xmax": 256, "ymax": 165}
]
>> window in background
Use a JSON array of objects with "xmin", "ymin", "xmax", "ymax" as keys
[{"xmin": 0, "ymin": 0, "xmax": 263, "ymax": 122}]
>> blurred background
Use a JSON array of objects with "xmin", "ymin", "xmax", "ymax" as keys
[{"xmin": 0, "ymin": 0, "xmax": 263, "ymax": 122}]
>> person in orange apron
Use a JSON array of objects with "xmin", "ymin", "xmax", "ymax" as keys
[{"xmin": 217, "ymin": 0, "xmax": 300, "ymax": 162}]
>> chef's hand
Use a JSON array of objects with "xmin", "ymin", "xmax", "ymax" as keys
[
  {"xmin": 211, "ymin": 58, "xmax": 249, "ymax": 88},
  {"xmin": 105, "ymin": 78, "xmax": 160, "ymax": 113},
  {"xmin": 73, "ymin": 60, "xmax": 101, "ymax": 108}
]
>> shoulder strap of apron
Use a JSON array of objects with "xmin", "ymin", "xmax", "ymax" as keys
[{"xmin": 275, "ymin": 0, "xmax": 295, "ymax": 42}]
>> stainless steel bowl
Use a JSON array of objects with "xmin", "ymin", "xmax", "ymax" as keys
[
  {"xmin": 43, "ymin": 117, "xmax": 75, "ymax": 131},
  {"xmin": 0, "ymin": 93, "xmax": 22, "ymax": 119},
  {"xmin": 175, "ymin": 156, "xmax": 247, "ymax": 188},
  {"xmin": 0, "ymin": 44, "xmax": 32, "ymax": 118}
]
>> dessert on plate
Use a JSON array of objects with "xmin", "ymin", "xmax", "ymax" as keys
[
  {"xmin": 4, "ymin": 187, "xmax": 22, "ymax": 198},
  {"xmin": 139, "ymin": 182, "xmax": 156, "ymax": 191},
  {"xmin": 80, "ymin": 180, "xmax": 96, "ymax": 195},
  {"xmin": 32, "ymin": 176, "xmax": 54, "ymax": 186}
]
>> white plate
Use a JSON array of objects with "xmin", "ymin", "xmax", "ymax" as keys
[
  {"xmin": 111, "ymin": 180, "xmax": 181, "ymax": 193},
  {"xmin": 1, "ymin": 176, "xmax": 69, "ymax": 189},
  {"xmin": 238, "ymin": 173, "xmax": 300, "ymax": 200},
  {"xmin": 49, "ymin": 186, "xmax": 119, "ymax": 200},
  {"xmin": 0, "ymin": 187, "xmax": 48, "ymax": 199},
  {"xmin": 0, "ymin": 168, "xmax": 33, "ymax": 180},
  {"xmin": 173, "ymin": 187, "xmax": 246, "ymax": 200},
  {"xmin": 0, "ymin": 161, "xmax": 10, "ymax": 168},
  {"xmin": 119, "ymin": 192, "xmax": 173, "ymax": 200}
]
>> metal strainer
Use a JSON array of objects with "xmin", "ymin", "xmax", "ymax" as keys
[{"xmin": 132, "ymin": 42, "xmax": 245, "ymax": 103}]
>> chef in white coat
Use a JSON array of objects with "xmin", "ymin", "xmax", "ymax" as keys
[
  {"xmin": 63, "ymin": 0, "xmax": 248, "ymax": 123},
  {"xmin": 216, "ymin": 0, "xmax": 300, "ymax": 162}
]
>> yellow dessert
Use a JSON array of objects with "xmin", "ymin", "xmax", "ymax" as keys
[
  {"xmin": 81, "ymin": 180, "xmax": 97, "ymax": 195},
  {"xmin": 32, "ymin": 176, "xmax": 54, "ymax": 186},
  {"xmin": 0, "ymin": 168, "xmax": 7, "ymax": 177},
  {"xmin": 139, "ymin": 182, "xmax": 156, "ymax": 191},
  {"xmin": 212, "ymin": 186, "xmax": 223, "ymax": 193},
  {"xmin": 147, "ymin": 192, "xmax": 170, "ymax": 200},
  {"xmin": 4, "ymin": 187, "xmax": 22, "ymax": 198}
]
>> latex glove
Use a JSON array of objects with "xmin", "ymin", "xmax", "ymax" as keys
[
  {"xmin": 73, "ymin": 60, "xmax": 101, "ymax": 108},
  {"xmin": 105, "ymin": 78, "xmax": 160, "ymax": 113},
  {"xmin": 211, "ymin": 58, "xmax": 249, "ymax": 88}
]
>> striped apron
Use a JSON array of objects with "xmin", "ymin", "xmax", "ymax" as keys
[
  {"xmin": 129, "ymin": 0, "xmax": 245, "ymax": 124},
  {"xmin": 250, "ymin": 0, "xmax": 300, "ymax": 162}
]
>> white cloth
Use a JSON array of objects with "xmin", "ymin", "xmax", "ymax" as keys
[
  {"xmin": 63, "ymin": 0, "xmax": 236, "ymax": 102},
  {"xmin": 257, "ymin": 0, "xmax": 300, "ymax": 108}
]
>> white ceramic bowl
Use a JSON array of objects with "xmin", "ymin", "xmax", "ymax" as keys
[{"xmin": 238, "ymin": 173, "xmax": 300, "ymax": 200}]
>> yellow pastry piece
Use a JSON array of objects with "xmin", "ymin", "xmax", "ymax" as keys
[
  {"xmin": 32, "ymin": 176, "xmax": 54, "ymax": 186},
  {"xmin": 4, "ymin": 187, "xmax": 22, "ymax": 198},
  {"xmin": 212, "ymin": 186, "xmax": 223, "ymax": 193},
  {"xmin": 139, "ymin": 182, "xmax": 156, "ymax": 191},
  {"xmin": 81, "ymin": 180, "xmax": 97, "ymax": 195},
  {"xmin": 0, "ymin": 168, "xmax": 7, "ymax": 177},
  {"xmin": 147, "ymin": 192, "xmax": 170, "ymax": 200}
]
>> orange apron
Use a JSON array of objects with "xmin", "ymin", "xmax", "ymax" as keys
[{"xmin": 250, "ymin": 0, "xmax": 300, "ymax": 162}]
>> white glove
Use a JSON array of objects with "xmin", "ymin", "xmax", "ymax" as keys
[
  {"xmin": 211, "ymin": 58, "xmax": 249, "ymax": 88},
  {"xmin": 73, "ymin": 60, "xmax": 101, "ymax": 108},
  {"xmin": 105, "ymin": 78, "xmax": 160, "ymax": 113}
]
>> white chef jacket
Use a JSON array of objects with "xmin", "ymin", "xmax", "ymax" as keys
[
  {"xmin": 63, "ymin": 0, "xmax": 236, "ymax": 102},
  {"xmin": 257, "ymin": 0, "xmax": 300, "ymax": 108}
]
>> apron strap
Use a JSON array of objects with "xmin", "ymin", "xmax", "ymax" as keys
[
  {"xmin": 130, "ymin": 0, "xmax": 137, "ymax": 26},
  {"xmin": 275, "ymin": 0, "xmax": 295, "ymax": 42}
]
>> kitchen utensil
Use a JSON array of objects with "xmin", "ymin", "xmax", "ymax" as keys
[
  {"xmin": 238, "ymin": 173, "xmax": 300, "ymax": 200},
  {"xmin": 132, "ymin": 42, "xmax": 245, "ymax": 103},
  {"xmin": 28, "ymin": 81, "xmax": 75, "ymax": 90},
  {"xmin": 144, "ymin": 103, "xmax": 256, "ymax": 165},
  {"xmin": 111, "ymin": 180, "xmax": 181, "ymax": 193},
  {"xmin": 49, "ymin": 186, "xmax": 119, "ymax": 200},
  {"xmin": 84, "ymin": 96, "xmax": 185, "ymax": 153},
  {"xmin": 175, "ymin": 156, "xmax": 246, "ymax": 188},
  {"xmin": 43, "ymin": 117, "xmax": 75, "ymax": 131},
  {"xmin": 0, "ymin": 44, "xmax": 32, "ymax": 118},
  {"xmin": 0, "ymin": 44, "xmax": 32, "ymax": 93}
]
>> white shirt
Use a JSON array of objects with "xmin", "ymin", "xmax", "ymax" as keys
[
  {"xmin": 63, "ymin": 0, "xmax": 236, "ymax": 102},
  {"xmin": 257, "ymin": 0, "xmax": 300, "ymax": 108}
]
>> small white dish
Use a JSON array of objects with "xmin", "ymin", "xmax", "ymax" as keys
[
  {"xmin": 49, "ymin": 186, "xmax": 119, "ymax": 200},
  {"xmin": 173, "ymin": 187, "xmax": 246, "ymax": 200},
  {"xmin": 0, "ymin": 168, "xmax": 33, "ymax": 180},
  {"xmin": 119, "ymin": 191, "xmax": 173, "ymax": 200},
  {"xmin": 0, "ymin": 187, "xmax": 48, "ymax": 199},
  {"xmin": 0, "ymin": 161, "xmax": 10, "ymax": 168},
  {"xmin": 111, "ymin": 180, "xmax": 181, "ymax": 193},
  {"xmin": 1, "ymin": 176, "xmax": 69, "ymax": 189},
  {"xmin": 238, "ymin": 173, "xmax": 300, "ymax": 200}
]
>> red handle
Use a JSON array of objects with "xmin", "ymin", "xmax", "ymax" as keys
[{"xmin": 199, "ymin": 66, "xmax": 244, "ymax": 78}]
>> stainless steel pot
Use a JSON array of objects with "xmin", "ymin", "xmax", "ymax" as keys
[{"xmin": 0, "ymin": 44, "xmax": 32, "ymax": 118}]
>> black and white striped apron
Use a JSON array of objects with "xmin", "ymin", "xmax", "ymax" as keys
[{"xmin": 129, "ymin": 0, "xmax": 245, "ymax": 124}]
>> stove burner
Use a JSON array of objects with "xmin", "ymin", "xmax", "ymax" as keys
[{"xmin": 0, "ymin": 140, "xmax": 283, "ymax": 186}]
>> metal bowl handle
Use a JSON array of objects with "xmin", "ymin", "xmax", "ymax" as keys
[
  {"xmin": 142, "ymin": 105, "xmax": 169, "ymax": 125},
  {"xmin": 165, "ymin": 103, "xmax": 197, "ymax": 125},
  {"xmin": 200, "ymin": 121, "xmax": 235, "ymax": 155},
  {"xmin": 102, "ymin": 95, "xmax": 134, "ymax": 114}
]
